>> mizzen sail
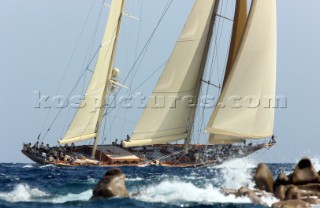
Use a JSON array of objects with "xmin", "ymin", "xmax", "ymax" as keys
[{"xmin": 207, "ymin": 0, "xmax": 277, "ymax": 143}]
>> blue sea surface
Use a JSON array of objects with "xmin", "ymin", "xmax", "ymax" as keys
[{"xmin": 0, "ymin": 158, "xmax": 297, "ymax": 208}]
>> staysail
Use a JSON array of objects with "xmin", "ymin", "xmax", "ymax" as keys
[
  {"xmin": 207, "ymin": 0, "xmax": 277, "ymax": 144},
  {"xmin": 59, "ymin": 0, "xmax": 126, "ymax": 146},
  {"xmin": 122, "ymin": 0, "xmax": 220, "ymax": 148}
]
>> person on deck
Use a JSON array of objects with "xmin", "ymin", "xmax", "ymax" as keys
[
  {"xmin": 44, "ymin": 144, "xmax": 50, "ymax": 152},
  {"xmin": 33, "ymin": 142, "xmax": 39, "ymax": 149}
]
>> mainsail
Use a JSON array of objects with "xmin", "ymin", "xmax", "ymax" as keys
[
  {"xmin": 58, "ymin": 0, "xmax": 126, "ymax": 148},
  {"xmin": 206, "ymin": 0, "xmax": 277, "ymax": 143},
  {"xmin": 122, "ymin": 0, "xmax": 220, "ymax": 148}
]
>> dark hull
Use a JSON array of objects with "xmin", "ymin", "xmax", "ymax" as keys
[{"xmin": 22, "ymin": 142, "xmax": 274, "ymax": 167}]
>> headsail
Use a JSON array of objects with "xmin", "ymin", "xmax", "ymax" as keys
[
  {"xmin": 206, "ymin": 0, "xmax": 277, "ymax": 144},
  {"xmin": 59, "ymin": 0, "xmax": 126, "ymax": 145},
  {"xmin": 122, "ymin": 0, "xmax": 220, "ymax": 148}
]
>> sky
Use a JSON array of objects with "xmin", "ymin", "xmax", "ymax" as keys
[{"xmin": 0, "ymin": 0, "xmax": 320, "ymax": 163}]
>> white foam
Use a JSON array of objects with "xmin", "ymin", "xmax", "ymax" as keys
[
  {"xmin": 310, "ymin": 156, "xmax": 320, "ymax": 171},
  {"xmin": 40, "ymin": 164, "xmax": 56, "ymax": 169},
  {"xmin": 127, "ymin": 177, "xmax": 143, "ymax": 181},
  {"xmin": 260, "ymin": 195, "xmax": 279, "ymax": 207},
  {"xmin": 133, "ymin": 157, "xmax": 269, "ymax": 205},
  {"xmin": 0, "ymin": 183, "xmax": 91, "ymax": 204},
  {"xmin": 87, "ymin": 177, "xmax": 97, "ymax": 184},
  {"xmin": 23, "ymin": 164, "xmax": 34, "ymax": 169},
  {"xmin": 0, "ymin": 184, "xmax": 48, "ymax": 202},
  {"xmin": 135, "ymin": 181, "xmax": 251, "ymax": 204},
  {"xmin": 48, "ymin": 190, "xmax": 92, "ymax": 203},
  {"xmin": 215, "ymin": 157, "xmax": 257, "ymax": 189}
]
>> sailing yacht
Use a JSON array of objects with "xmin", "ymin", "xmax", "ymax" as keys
[{"xmin": 22, "ymin": 0, "xmax": 277, "ymax": 167}]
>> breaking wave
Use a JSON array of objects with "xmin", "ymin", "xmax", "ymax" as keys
[
  {"xmin": 215, "ymin": 157, "xmax": 257, "ymax": 189},
  {"xmin": 0, "ymin": 183, "xmax": 91, "ymax": 204},
  {"xmin": 0, "ymin": 158, "xmax": 287, "ymax": 207},
  {"xmin": 0, "ymin": 184, "xmax": 48, "ymax": 202},
  {"xmin": 134, "ymin": 157, "xmax": 278, "ymax": 206},
  {"xmin": 135, "ymin": 181, "xmax": 251, "ymax": 204}
]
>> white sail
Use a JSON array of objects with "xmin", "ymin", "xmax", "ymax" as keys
[
  {"xmin": 59, "ymin": 0, "xmax": 126, "ymax": 145},
  {"xmin": 206, "ymin": 0, "xmax": 277, "ymax": 142},
  {"xmin": 122, "ymin": 0, "xmax": 219, "ymax": 148}
]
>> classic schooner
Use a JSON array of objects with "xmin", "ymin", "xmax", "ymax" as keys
[{"xmin": 22, "ymin": 0, "xmax": 277, "ymax": 167}]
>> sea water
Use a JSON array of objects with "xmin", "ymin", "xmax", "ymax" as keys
[{"xmin": 0, "ymin": 158, "xmax": 303, "ymax": 208}]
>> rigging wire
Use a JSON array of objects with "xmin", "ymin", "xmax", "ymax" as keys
[
  {"xmin": 74, "ymin": 0, "xmax": 108, "ymax": 147},
  {"xmin": 193, "ymin": 0, "xmax": 233, "ymax": 145},
  {"xmin": 39, "ymin": 0, "xmax": 98, "ymax": 142},
  {"xmin": 101, "ymin": 0, "xmax": 175, "ymax": 142},
  {"xmin": 40, "ymin": 47, "xmax": 101, "ymax": 142},
  {"xmin": 105, "ymin": 0, "xmax": 174, "ymax": 115},
  {"xmin": 102, "ymin": 61, "xmax": 167, "ymax": 142},
  {"xmin": 193, "ymin": 0, "xmax": 225, "ymax": 144},
  {"xmin": 120, "ymin": 0, "xmax": 144, "ymax": 139},
  {"xmin": 41, "ymin": 0, "xmax": 110, "ymax": 143}
]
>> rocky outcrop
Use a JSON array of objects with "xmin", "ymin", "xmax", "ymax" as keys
[
  {"xmin": 254, "ymin": 163, "xmax": 274, "ymax": 193},
  {"xmin": 285, "ymin": 186, "xmax": 301, "ymax": 200},
  {"xmin": 274, "ymin": 185, "xmax": 287, "ymax": 200},
  {"xmin": 290, "ymin": 158, "xmax": 320, "ymax": 185},
  {"xmin": 237, "ymin": 187, "xmax": 267, "ymax": 206},
  {"xmin": 91, "ymin": 168, "xmax": 129, "ymax": 200},
  {"xmin": 274, "ymin": 172, "xmax": 290, "ymax": 188},
  {"xmin": 272, "ymin": 200, "xmax": 311, "ymax": 208},
  {"xmin": 221, "ymin": 157, "xmax": 320, "ymax": 207}
]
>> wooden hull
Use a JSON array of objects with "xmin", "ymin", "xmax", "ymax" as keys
[{"xmin": 22, "ymin": 142, "xmax": 274, "ymax": 168}]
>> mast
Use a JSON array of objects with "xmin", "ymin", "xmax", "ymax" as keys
[
  {"xmin": 206, "ymin": 0, "xmax": 277, "ymax": 143},
  {"xmin": 58, "ymin": 0, "xmax": 126, "ymax": 158},
  {"xmin": 222, "ymin": 0, "xmax": 247, "ymax": 88},
  {"xmin": 122, "ymin": 0, "xmax": 220, "ymax": 148},
  {"xmin": 184, "ymin": 0, "xmax": 220, "ymax": 146}
]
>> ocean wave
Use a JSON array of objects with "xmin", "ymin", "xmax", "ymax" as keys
[
  {"xmin": 23, "ymin": 164, "xmax": 34, "ymax": 169},
  {"xmin": 0, "ymin": 183, "xmax": 92, "ymax": 204},
  {"xmin": 135, "ymin": 180, "xmax": 279, "ymax": 206},
  {"xmin": 135, "ymin": 181, "xmax": 251, "ymax": 204},
  {"xmin": 86, "ymin": 177, "xmax": 97, "ymax": 184},
  {"xmin": 48, "ymin": 190, "xmax": 92, "ymax": 203},
  {"xmin": 127, "ymin": 177, "xmax": 144, "ymax": 181},
  {"xmin": 0, "ymin": 184, "xmax": 48, "ymax": 202},
  {"xmin": 40, "ymin": 164, "xmax": 57, "ymax": 169},
  {"xmin": 214, "ymin": 157, "xmax": 257, "ymax": 189}
]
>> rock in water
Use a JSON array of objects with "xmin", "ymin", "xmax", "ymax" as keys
[
  {"xmin": 254, "ymin": 163, "xmax": 274, "ymax": 193},
  {"xmin": 274, "ymin": 185, "xmax": 287, "ymax": 200},
  {"xmin": 275, "ymin": 172, "xmax": 290, "ymax": 187},
  {"xmin": 238, "ymin": 187, "xmax": 266, "ymax": 206},
  {"xmin": 272, "ymin": 200, "xmax": 311, "ymax": 208},
  {"xmin": 285, "ymin": 186, "xmax": 301, "ymax": 200},
  {"xmin": 291, "ymin": 158, "xmax": 319, "ymax": 185},
  {"xmin": 298, "ymin": 183, "xmax": 320, "ymax": 192},
  {"xmin": 91, "ymin": 168, "xmax": 129, "ymax": 200}
]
